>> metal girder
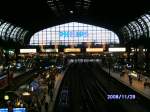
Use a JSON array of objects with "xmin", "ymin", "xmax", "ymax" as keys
[
  {"xmin": 115, "ymin": 31, "xmax": 124, "ymax": 45},
  {"xmin": 24, "ymin": 31, "xmax": 35, "ymax": 46},
  {"xmin": 119, "ymin": 27, "xmax": 129, "ymax": 43},
  {"xmin": 26, "ymin": 33, "xmax": 33, "ymax": 46},
  {"xmin": 19, "ymin": 31, "xmax": 29, "ymax": 45}
]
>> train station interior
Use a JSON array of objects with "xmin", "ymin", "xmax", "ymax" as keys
[{"xmin": 0, "ymin": 0, "xmax": 150, "ymax": 112}]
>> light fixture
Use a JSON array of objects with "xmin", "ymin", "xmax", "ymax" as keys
[
  {"xmin": 4, "ymin": 95, "xmax": 9, "ymax": 100},
  {"xmin": 16, "ymin": 101, "xmax": 21, "ymax": 106},
  {"xmin": 70, "ymin": 10, "xmax": 73, "ymax": 14},
  {"xmin": 22, "ymin": 92, "xmax": 31, "ymax": 96}
]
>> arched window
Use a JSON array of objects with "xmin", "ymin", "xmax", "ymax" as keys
[{"xmin": 30, "ymin": 22, "xmax": 119, "ymax": 45}]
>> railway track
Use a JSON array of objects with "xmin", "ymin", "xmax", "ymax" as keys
[{"xmin": 54, "ymin": 62, "xmax": 150, "ymax": 112}]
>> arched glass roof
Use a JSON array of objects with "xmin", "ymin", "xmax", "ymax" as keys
[
  {"xmin": 0, "ymin": 19, "xmax": 29, "ymax": 45},
  {"xmin": 120, "ymin": 13, "xmax": 150, "ymax": 42},
  {"xmin": 144, "ymin": 14, "xmax": 150, "ymax": 36},
  {"xmin": 30, "ymin": 22, "xmax": 119, "ymax": 46}
]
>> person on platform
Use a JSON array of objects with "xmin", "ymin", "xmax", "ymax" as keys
[
  {"xmin": 128, "ymin": 74, "xmax": 133, "ymax": 85},
  {"xmin": 45, "ymin": 93, "xmax": 50, "ymax": 112}
]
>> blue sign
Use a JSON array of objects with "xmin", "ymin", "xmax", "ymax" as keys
[
  {"xmin": 0, "ymin": 108, "xmax": 8, "ymax": 112},
  {"xmin": 13, "ymin": 108, "xmax": 26, "ymax": 112},
  {"xmin": 0, "ymin": 108, "xmax": 26, "ymax": 112},
  {"xmin": 59, "ymin": 31, "xmax": 88, "ymax": 38}
]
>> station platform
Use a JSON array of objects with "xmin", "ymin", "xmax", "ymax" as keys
[
  {"xmin": 13, "ymin": 69, "xmax": 31, "ymax": 78},
  {"xmin": 0, "ymin": 66, "xmax": 64, "ymax": 112},
  {"xmin": 0, "ymin": 69, "xmax": 35, "ymax": 90},
  {"xmin": 102, "ymin": 67, "xmax": 150, "ymax": 100},
  {"xmin": 36, "ymin": 73, "xmax": 64, "ymax": 112}
]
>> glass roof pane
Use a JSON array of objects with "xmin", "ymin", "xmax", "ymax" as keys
[
  {"xmin": 10, "ymin": 27, "xmax": 18, "ymax": 38},
  {"xmin": 16, "ymin": 29, "xmax": 23, "ymax": 39},
  {"xmin": 134, "ymin": 22, "xmax": 142, "ymax": 33},
  {"xmin": 145, "ymin": 14, "xmax": 150, "ymax": 20},
  {"xmin": 6, "ymin": 25, "xmax": 14, "ymax": 39},
  {"xmin": 13, "ymin": 27, "xmax": 21, "ymax": 38},
  {"xmin": 0, "ymin": 22, "xmax": 7, "ymax": 35},
  {"xmin": 137, "ymin": 18, "xmax": 147, "ymax": 37},
  {"xmin": 138, "ymin": 19, "xmax": 147, "ymax": 31},
  {"xmin": 143, "ymin": 14, "xmax": 150, "ymax": 37},
  {"xmin": 0, "ymin": 22, "xmax": 8, "ymax": 40}
]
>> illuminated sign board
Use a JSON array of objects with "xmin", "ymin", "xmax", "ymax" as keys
[
  {"xmin": 22, "ymin": 92, "xmax": 31, "ymax": 96},
  {"xmin": 20, "ymin": 49, "xmax": 37, "ymax": 53},
  {"xmin": 4, "ymin": 95, "xmax": 9, "ymax": 100},
  {"xmin": 59, "ymin": 31, "xmax": 88, "ymax": 38},
  {"xmin": 13, "ymin": 108, "xmax": 26, "ymax": 112},
  {"xmin": 45, "ymin": 49, "xmax": 58, "ymax": 53},
  {"xmin": 86, "ymin": 48, "xmax": 103, "ymax": 52},
  {"xmin": 108, "ymin": 47, "xmax": 126, "ymax": 52},
  {"xmin": 130, "ymin": 71, "xmax": 138, "ymax": 78},
  {"xmin": 0, "ymin": 108, "xmax": 26, "ymax": 112},
  {"xmin": 64, "ymin": 48, "xmax": 81, "ymax": 53},
  {"xmin": 131, "ymin": 48, "xmax": 146, "ymax": 52},
  {"xmin": 0, "ymin": 108, "xmax": 8, "ymax": 112},
  {"xmin": 3, "ymin": 49, "xmax": 15, "ymax": 54}
]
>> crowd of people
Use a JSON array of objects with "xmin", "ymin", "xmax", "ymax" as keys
[
  {"xmin": 14, "ymin": 66, "xmax": 59, "ymax": 112},
  {"xmin": 120, "ymin": 66, "xmax": 150, "ymax": 88},
  {"xmin": 33, "ymin": 67, "xmax": 58, "ymax": 112}
]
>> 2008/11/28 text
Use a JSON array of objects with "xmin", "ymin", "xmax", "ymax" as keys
[{"xmin": 107, "ymin": 94, "xmax": 136, "ymax": 100}]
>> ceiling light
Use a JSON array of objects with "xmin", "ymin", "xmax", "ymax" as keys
[
  {"xmin": 22, "ymin": 92, "xmax": 31, "ymax": 96},
  {"xmin": 70, "ymin": 10, "xmax": 73, "ymax": 14}
]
